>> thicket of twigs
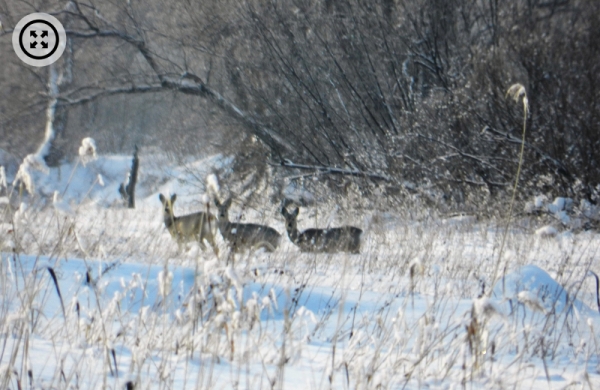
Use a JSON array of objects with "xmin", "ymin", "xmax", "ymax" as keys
[{"xmin": 1, "ymin": 1, "xmax": 599, "ymax": 215}]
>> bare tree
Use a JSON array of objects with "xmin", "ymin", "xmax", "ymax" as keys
[{"xmin": 2, "ymin": 0, "xmax": 599, "ymax": 211}]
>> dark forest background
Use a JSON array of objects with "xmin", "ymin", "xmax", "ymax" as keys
[{"xmin": 1, "ymin": 0, "xmax": 599, "ymax": 214}]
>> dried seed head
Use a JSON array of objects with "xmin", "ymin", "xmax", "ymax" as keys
[
  {"xmin": 409, "ymin": 259, "xmax": 423, "ymax": 279},
  {"xmin": 473, "ymin": 297, "xmax": 504, "ymax": 320},
  {"xmin": 506, "ymin": 83, "xmax": 529, "ymax": 114},
  {"xmin": 517, "ymin": 291, "xmax": 548, "ymax": 314},
  {"xmin": 79, "ymin": 137, "xmax": 97, "ymax": 166}
]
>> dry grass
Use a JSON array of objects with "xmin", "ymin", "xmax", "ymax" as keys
[{"xmin": 1, "ymin": 196, "xmax": 599, "ymax": 388}]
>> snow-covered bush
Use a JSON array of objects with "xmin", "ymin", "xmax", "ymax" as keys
[{"xmin": 12, "ymin": 153, "xmax": 49, "ymax": 195}]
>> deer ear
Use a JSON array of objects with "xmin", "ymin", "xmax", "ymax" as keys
[
  {"xmin": 171, "ymin": 194, "xmax": 177, "ymax": 203},
  {"xmin": 214, "ymin": 198, "xmax": 221, "ymax": 207},
  {"xmin": 224, "ymin": 198, "xmax": 232, "ymax": 208},
  {"xmin": 159, "ymin": 194, "xmax": 165, "ymax": 202},
  {"xmin": 291, "ymin": 207, "xmax": 299, "ymax": 218}
]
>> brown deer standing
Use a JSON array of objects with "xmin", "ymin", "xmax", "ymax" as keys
[
  {"xmin": 215, "ymin": 198, "xmax": 281, "ymax": 252},
  {"xmin": 159, "ymin": 193, "xmax": 218, "ymax": 255},
  {"xmin": 281, "ymin": 204, "xmax": 362, "ymax": 254}
]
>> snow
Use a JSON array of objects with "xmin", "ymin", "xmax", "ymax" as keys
[
  {"xmin": 53, "ymin": 190, "xmax": 75, "ymax": 216},
  {"xmin": 493, "ymin": 265, "xmax": 596, "ymax": 317},
  {"xmin": 527, "ymin": 194, "xmax": 574, "ymax": 227},
  {"xmin": 442, "ymin": 214, "xmax": 477, "ymax": 226},
  {"xmin": 535, "ymin": 225, "xmax": 558, "ymax": 237},
  {"xmin": 1, "ymin": 151, "xmax": 600, "ymax": 389},
  {"xmin": 282, "ymin": 182, "xmax": 315, "ymax": 206},
  {"xmin": 534, "ymin": 194, "xmax": 547, "ymax": 208}
]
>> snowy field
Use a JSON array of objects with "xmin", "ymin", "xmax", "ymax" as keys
[{"xmin": 1, "ymin": 152, "xmax": 600, "ymax": 389}]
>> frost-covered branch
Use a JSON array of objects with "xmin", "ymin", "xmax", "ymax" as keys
[
  {"xmin": 56, "ymin": 84, "xmax": 164, "ymax": 106},
  {"xmin": 12, "ymin": 65, "xmax": 60, "ymax": 194},
  {"xmin": 36, "ymin": 64, "xmax": 59, "ymax": 165},
  {"xmin": 273, "ymin": 159, "xmax": 391, "ymax": 182}
]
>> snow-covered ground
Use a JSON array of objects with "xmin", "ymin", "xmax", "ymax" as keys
[{"xmin": 1, "ymin": 151, "xmax": 600, "ymax": 389}]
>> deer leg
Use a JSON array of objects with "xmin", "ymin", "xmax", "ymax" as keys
[
  {"xmin": 205, "ymin": 233, "xmax": 219, "ymax": 257},
  {"xmin": 197, "ymin": 234, "xmax": 208, "ymax": 251}
]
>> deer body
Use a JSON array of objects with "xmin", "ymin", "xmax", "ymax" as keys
[
  {"xmin": 159, "ymin": 193, "xmax": 218, "ymax": 254},
  {"xmin": 215, "ymin": 198, "xmax": 281, "ymax": 252},
  {"xmin": 281, "ymin": 206, "xmax": 362, "ymax": 254}
]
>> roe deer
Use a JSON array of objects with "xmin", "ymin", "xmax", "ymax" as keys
[
  {"xmin": 159, "ymin": 193, "xmax": 218, "ymax": 255},
  {"xmin": 281, "ymin": 205, "xmax": 362, "ymax": 254},
  {"xmin": 215, "ymin": 198, "xmax": 281, "ymax": 252}
]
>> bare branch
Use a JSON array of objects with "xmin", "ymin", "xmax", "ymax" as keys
[{"xmin": 272, "ymin": 159, "xmax": 390, "ymax": 182}]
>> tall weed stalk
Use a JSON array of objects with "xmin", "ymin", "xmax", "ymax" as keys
[{"xmin": 490, "ymin": 84, "xmax": 529, "ymax": 293}]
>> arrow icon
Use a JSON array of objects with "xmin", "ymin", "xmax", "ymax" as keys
[{"xmin": 14, "ymin": 14, "xmax": 67, "ymax": 65}]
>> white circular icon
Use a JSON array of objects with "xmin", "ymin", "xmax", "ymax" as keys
[{"xmin": 12, "ymin": 13, "xmax": 67, "ymax": 67}]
